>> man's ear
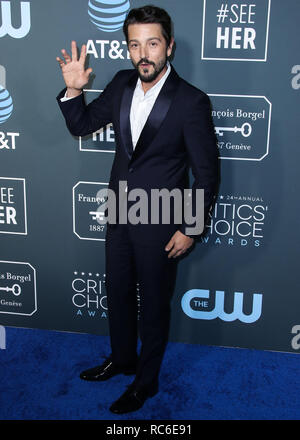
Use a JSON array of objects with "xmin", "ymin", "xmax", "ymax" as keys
[{"xmin": 167, "ymin": 37, "xmax": 175, "ymax": 57}]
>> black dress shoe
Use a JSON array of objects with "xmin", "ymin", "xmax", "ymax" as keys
[
  {"xmin": 79, "ymin": 358, "xmax": 136, "ymax": 381},
  {"xmin": 109, "ymin": 383, "xmax": 158, "ymax": 414}
]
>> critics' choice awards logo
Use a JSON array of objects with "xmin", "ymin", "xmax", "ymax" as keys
[
  {"xmin": 88, "ymin": 0, "xmax": 130, "ymax": 32},
  {"xmin": 0, "ymin": 66, "xmax": 20, "ymax": 150},
  {"xmin": 182, "ymin": 289, "xmax": 262, "ymax": 324},
  {"xmin": 72, "ymin": 271, "xmax": 108, "ymax": 318},
  {"xmin": 0, "ymin": 1, "xmax": 31, "ymax": 38},
  {"xmin": 202, "ymin": 194, "xmax": 268, "ymax": 248},
  {"xmin": 73, "ymin": 181, "xmax": 108, "ymax": 241},
  {"xmin": 209, "ymin": 94, "xmax": 272, "ymax": 161},
  {"xmin": 79, "ymin": 90, "xmax": 115, "ymax": 153},
  {"xmin": 71, "ymin": 270, "xmax": 140, "ymax": 319},
  {"xmin": 202, "ymin": 0, "xmax": 271, "ymax": 61},
  {"xmin": 0, "ymin": 177, "xmax": 27, "ymax": 235},
  {"xmin": 0, "ymin": 260, "xmax": 37, "ymax": 316}
]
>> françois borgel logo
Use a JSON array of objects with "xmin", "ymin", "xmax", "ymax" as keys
[
  {"xmin": 0, "ymin": 260, "xmax": 37, "ymax": 316},
  {"xmin": 0, "ymin": 177, "xmax": 27, "ymax": 235},
  {"xmin": 79, "ymin": 90, "xmax": 116, "ymax": 153},
  {"xmin": 73, "ymin": 181, "xmax": 108, "ymax": 241},
  {"xmin": 181, "ymin": 289, "xmax": 263, "ymax": 324},
  {"xmin": 0, "ymin": 66, "xmax": 20, "ymax": 150},
  {"xmin": 202, "ymin": 0, "xmax": 271, "ymax": 61},
  {"xmin": 202, "ymin": 193, "xmax": 268, "ymax": 248},
  {"xmin": 209, "ymin": 94, "xmax": 272, "ymax": 161},
  {"xmin": 88, "ymin": 0, "xmax": 130, "ymax": 32},
  {"xmin": 0, "ymin": 1, "xmax": 31, "ymax": 39}
]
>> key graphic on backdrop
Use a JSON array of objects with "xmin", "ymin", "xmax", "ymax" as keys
[
  {"xmin": 0, "ymin": 283, "xmax": 21, "ymax": 296},
  {"xmin": 215, "ymin": 122, "xmax": 252, "ymax": 137}
]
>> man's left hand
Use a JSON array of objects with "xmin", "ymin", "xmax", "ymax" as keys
[{"xmin": 165, "ymin": 230, "xmax": 194, "ymax": 258}]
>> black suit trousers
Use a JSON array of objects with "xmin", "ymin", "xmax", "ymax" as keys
[{"xmin": 105, "ymin": 223, "xmax": 178, "ymax": 391}]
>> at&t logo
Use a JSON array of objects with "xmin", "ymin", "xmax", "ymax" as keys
[
  {"xmin": 88, "ymin": 0, "xmax": 130, "ymax": 32},
  {"xmin": 0, "ymin": 66, "xmax": 20, "ymax": 150},
  {"xmin": 0, "ymin": 65, "xmax": 12, "ymax": 124},
  {"xmin": 0, "ymin": 84, "xmax": 13, "ymax": 124},
  {"xmin": 0, "ymin": 1, "xmax": 31, "ymax": 39},
  {"xmin": 181, "ymin": 289, "xmax": 263, "ymax": 323}
]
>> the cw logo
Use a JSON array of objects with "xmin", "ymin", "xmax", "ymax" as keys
[
  {"xmin": 0, "ymin": 1, "xmax": 31, "ymax": 39},
  {"xmin": 181, "ymin": 289, "xmax": 263, "ymax": 323}
]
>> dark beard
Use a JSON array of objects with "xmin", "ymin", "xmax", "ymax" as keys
[{"xmin": 133, "ymin": 56, "xmax": 167, "ymax": 83}]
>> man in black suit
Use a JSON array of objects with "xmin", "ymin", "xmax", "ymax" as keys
[{"xmin": 56, "ymin": 5, "xmax": 218, "ymax": 414}]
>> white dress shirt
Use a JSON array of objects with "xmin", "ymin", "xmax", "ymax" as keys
[
  {"xmin": 129, "ymin": 62, "xmax": 171, "ymax": 149},
  {"xmin": 60, "ymin": 62, "xmax": 171, "ymax": 149}
]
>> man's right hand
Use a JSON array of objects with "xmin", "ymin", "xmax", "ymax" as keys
[{"xmin": 56, "ymin": 40, "xmax": 93, "ymax": 98}]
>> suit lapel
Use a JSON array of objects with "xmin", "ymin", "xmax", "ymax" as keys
[
  {"xmin": 119, "ymin": 71, "xmax": 137, "ymax": 159},
  {"xmin": 119, "ymin": 66, "xmax": 181, "ymax": 162},
  {"xmin": 129, "ymin": 66, "xmax": 180, "ymax": 164}
]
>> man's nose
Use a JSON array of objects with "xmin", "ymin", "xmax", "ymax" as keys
[{"xmin": 139, "ymin": 44, "xmax": 148, "ymax": 60}]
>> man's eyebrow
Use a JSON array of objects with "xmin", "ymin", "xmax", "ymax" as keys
[{"xmin": 128, "ymin": 37, "xmax": 162, "ymax": 43}]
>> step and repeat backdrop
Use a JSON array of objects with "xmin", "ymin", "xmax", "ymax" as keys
[{"xmin": 1, "ymin": 0, "xmax": 299, "ymax": 353}]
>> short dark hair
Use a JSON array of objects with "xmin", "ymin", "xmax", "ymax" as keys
[{"xmin": 123, "ymin": 5, "xmax": 173, "ymax": 47}]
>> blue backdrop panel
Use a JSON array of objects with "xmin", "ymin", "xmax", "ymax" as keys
[{"xmin": 0, "ymin": 0, "xmax": 299, "ymax": 353}]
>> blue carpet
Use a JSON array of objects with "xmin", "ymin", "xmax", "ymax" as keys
[{"xmin": 0, "ymin": 326, "xmax": 299, "ymax": 420}]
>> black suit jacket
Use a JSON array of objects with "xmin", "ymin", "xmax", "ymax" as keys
[{"xmin": 57, "ymin": 66, "xmax": 218, "ymax": 245}]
